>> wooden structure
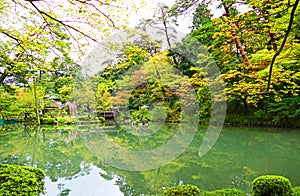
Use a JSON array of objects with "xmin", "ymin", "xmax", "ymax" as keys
[
  {"xmin": 98, "ymin": 111, "xmax": 115, "ymax": 120},
  {"xmin": 43, "ymin": 100, "xmax": 61, "ymax": 115}
]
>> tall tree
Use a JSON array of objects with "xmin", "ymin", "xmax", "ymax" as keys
[{"xmin": 220, "ymin": 0, "xmax": 249, "ymax": 65}]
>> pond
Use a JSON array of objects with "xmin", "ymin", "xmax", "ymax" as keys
[{"xmin": 0, "ymin": 124, "xmax": 299, "ymax": 195}]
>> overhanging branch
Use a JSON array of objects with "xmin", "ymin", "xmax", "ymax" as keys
[
  {"xmin": 28, "ymin": 1, "xmax": 100, "ymax": 43},
  {"xmin": 73, "ymin": 0, "xmax": 118, "ymax": 29},
  {"xmin": 1, "ymin": 32, "xmax": 26, "ymax": 51},
  {"xmin": 266, "ymin": 0, "xmax": 300, "ymax": 93}
]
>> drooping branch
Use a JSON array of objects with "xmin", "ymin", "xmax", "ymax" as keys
[
  {"xmin": 1, "ymin": 31, "xmax": 26, "ymax": 51},
  {"xmin": 266, "ymin": 0, "xmax": 300, "ymax": 93},
  {"xmin": 72, "ymin": 0, "xmax": 118, "ymax": 29},
  {"xmin": 27, "ymin": 1, "xmax": 100, "ymax": 43},
  {"xmin": 171, "ymin": 0, "xmax": 200, "ymax": 15}
]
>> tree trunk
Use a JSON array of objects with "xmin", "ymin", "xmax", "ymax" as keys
[
  {"xmin": 0, "ymin": 72, "xmax": 7, "ymax": 86},
  {"xmin": 269, "ymin": 31, "xmax": 277, "ymax": 51},
  {"xmin": 33, "ymin": 77, "xmax": 41, "ymax": 125},
  {"xmin": 160, "ymin": 7, "xmax": 178, "ymax": 65},
  {"xmin": 257, "ymin": 9, "xmax": 278, "ymax": 52},
  {"xmin": 242, "ymin": 95, "xmax": 249, "ymax": 114},
  {"xmin": 161, "ymin": 7, "xmax": 172, "ymax": 49},
  {"xmin": 221, "ymin": 0, "xmax": 249, "ymax": 65}
]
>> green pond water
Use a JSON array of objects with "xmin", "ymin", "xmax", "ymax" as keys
[{"xmin": 0, "ymin": 124, "xmax": 299, "ymax": 195}]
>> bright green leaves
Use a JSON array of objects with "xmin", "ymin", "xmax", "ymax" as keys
[
  {"xmin": 265, "ymin": 96, "xmax": 300, "ymax": 124},
  {"xmin": 251, "ymin": 175, "xmax": 294, "ymax": 196},
  {"xmin": 95, "ymin": 83, "xmax": 112, "ymax": 113},
  {"xmin": 0, "ymin": 164, "xmax": 45, "ymax": 195},
  {"xmin": 169, "ymin": 0, "xmax": 300, "ymax": 124},
  {"xmin": 163, "ymin": 184, "xmax": 200, "ymax": 196},
  {"xmin": 0, "ymin": 87, "xmax": 20, "ymax": 119},
  {"xmin": 0, "ymin": 84, "xmax": 45, "ymax": 121},
  {"xmin": 73, "ymin": 79, "xmax": 95, "ymax": 118},
  {"xmin": 16, "ymin": 85, "xmax": 46, "ymax": 121},
  {"xmin": 122, "ymin": 44, "xmax": 151, "ymax": 65}
]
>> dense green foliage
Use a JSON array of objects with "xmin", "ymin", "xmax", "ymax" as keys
[
  {"xmin": 251, "ymin": 175, "xmax": 293, "ymax": 196},
  {"xmin": 162, "ymin": 184, "xmax": 200, "ymax": 196},
  {"xmin": 293, "ymin": 187, "xmax": 300, "ymax": 196},
  {"xmin": 1, "ymin": 1, "xmax": 299, "ymax": 195},
  {"xmin": 163, "ymin": 175, "xmax": 299, "ymax": 196},
  {"xmin": 168, "ymin": 0, "xmax": 300, "ymax": 126},
  {"xmin": 0, "ymin": 164, "xmax": 45, "ymax": 195},
  {"xmin": 0, "ymin": 0, "xmax": 299, "ymax": 126},
  {"xmin": 204, "ymin": 188, "xmax": 246, "ymax": 196}
]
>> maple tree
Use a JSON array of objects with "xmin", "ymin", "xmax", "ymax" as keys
[{"xmin": 168, "ymin": 0, "xmax": 300, "ymax": 124}]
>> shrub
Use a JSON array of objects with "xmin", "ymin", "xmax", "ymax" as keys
[
  {"xmin": 293, "ymin": 186, "xmax": 300, "ymax": 196},
  {"xmin": 163, "ymin": 184, "xmax": 200, "ymax": 196},
  {"xmin": 204, "ymin": 188, "xmax": 246, "ymax": 195},
  {"xmin": 265, "ymin": 97, "xmax": 300, "ymax": 124},
  {"xmin": 251, "ymin": 175, "xmax": 293, "ymax": 196},
  {"xmin": 0, "ymin": 164, "xmax": 45, "ymax": 195}
]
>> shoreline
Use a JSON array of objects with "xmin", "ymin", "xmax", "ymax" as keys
[{"xmin": 1, "ymin": 119, "xmax": 300, "ymax": 129}]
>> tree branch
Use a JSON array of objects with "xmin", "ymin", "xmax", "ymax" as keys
[
  {"xmin": 1, "ymin": 32, "xmax": 26, "ymax": 52},
  {"xmin": 73, "ymin": 0, "xmax": 118, "ymax": 29},
  {"xmin": 266, "ymin": 0, "xmax": 300, "ymax": 93},
  {"xmin": 27, "ymin": 1, "xmax": 100, "ymax": 43}
]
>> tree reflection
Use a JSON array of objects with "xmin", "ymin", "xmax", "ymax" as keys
[{"xmin": 0, "ymin": 125, "xmax": 300, "ymax": 195}]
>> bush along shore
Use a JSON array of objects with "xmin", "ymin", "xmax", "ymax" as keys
[
  {"xmin": 1, "ymin": 165, "xmax": 299, "ymax": 196},
  {"xmin": 21, "ymin": 111, "xmax": 300, "ymax": 128},
  {"xmin": 0, "ymin": 164, "xmax": 45, "ymax": 195},
  {"xmin": 19, "ymin": 116, "xmax": 300, "ymax": 129},
  {"xmin": 163, "ymin": 175, "xmax": 300, "ymax": 196}
]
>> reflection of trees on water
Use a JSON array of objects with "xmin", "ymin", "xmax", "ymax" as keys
[
  {"xmin": 0, "ymin": 125, "xmax": 92, "ymax": 181},
  {"xmin": 0, "ymin": 125, "xmax": 300, "ymax": 195}
]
